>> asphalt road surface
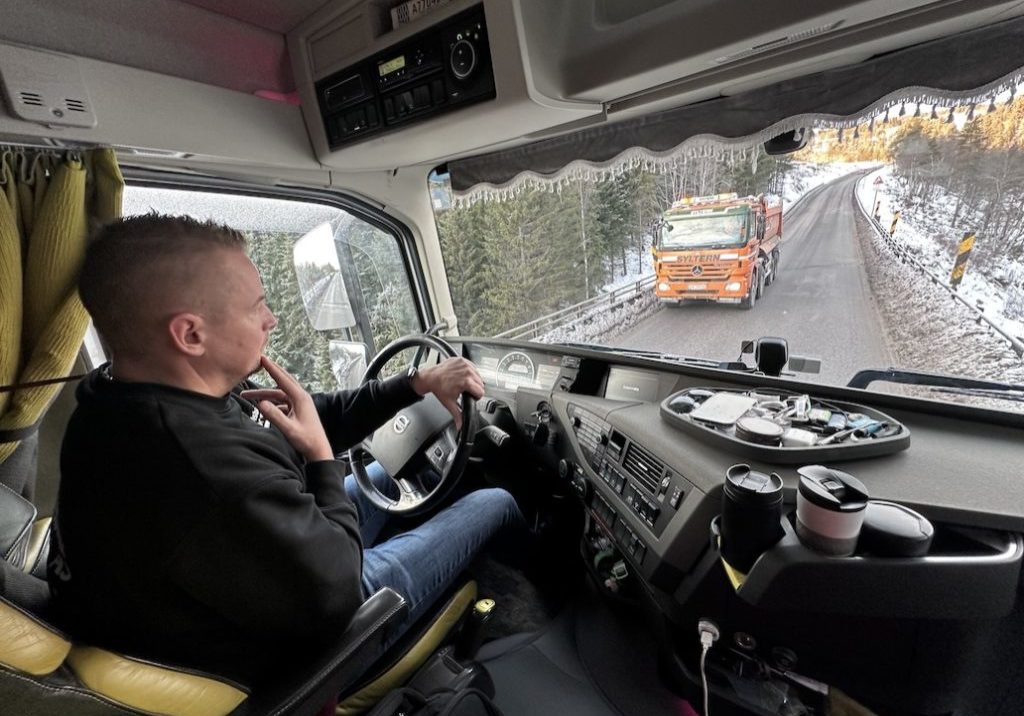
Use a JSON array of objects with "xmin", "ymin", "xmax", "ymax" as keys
[{"xmin": 614, "ymin": 172, "xmax": 894, "ymax": 386}]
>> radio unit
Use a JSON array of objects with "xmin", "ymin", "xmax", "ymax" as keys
[{"xmin": 316, "ymin": 4, "xmax": 495, "ymax": 149}]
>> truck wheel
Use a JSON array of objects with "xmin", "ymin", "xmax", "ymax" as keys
[
  {"xmin": 755, "ymin": 262, "xmax": 766, "ymax": 299},
  {"xmin": 742, "ymin": 271, "xmax": 758, "ymax": 309}
]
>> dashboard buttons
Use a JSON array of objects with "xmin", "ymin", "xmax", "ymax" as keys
[
  {"xmin": 669, "ymin": 486, "xmax": 684, "ymax": 509},
  {"xmin": 449, "ymin": 38, "xmax": 477, "ymax": 80}
]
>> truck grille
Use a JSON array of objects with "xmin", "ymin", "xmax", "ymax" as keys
[{"xmin": 666, "ymin": 264, "xmax": 733, "ymax": 281}]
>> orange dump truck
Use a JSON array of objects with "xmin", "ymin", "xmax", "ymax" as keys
[{"xmin": 653, "ymin": 193, "xmax": 783, "ymax": 309}]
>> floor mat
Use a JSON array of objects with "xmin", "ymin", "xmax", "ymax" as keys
[
  {"xmin": 469, "ymin": 555, "xmax": 561, "ymax": 639},
  {"xmin": 477, "ymin": 582, "xmax": 696, "ymax": 716}
]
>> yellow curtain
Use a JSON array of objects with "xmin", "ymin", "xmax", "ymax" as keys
[{"xmin": 0, "ymin": 148, "xmax": 123, "ymax": 491}]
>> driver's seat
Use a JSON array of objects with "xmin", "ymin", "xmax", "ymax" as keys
[
  {"xmin": 0, "ymin": 571, "xmax": 479, "ymax": 716},
  {"xmin": 0, "ymin": 475, "xmax": 489, "ymax": 716},
  {"xmin": 0, "ymin": 552, "xmax": 409, "ymax": 716}
]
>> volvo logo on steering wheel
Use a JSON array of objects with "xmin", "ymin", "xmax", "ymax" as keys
[{"xmin": 393, "ymin": 414, "xmax": 410, "ymax": 434}]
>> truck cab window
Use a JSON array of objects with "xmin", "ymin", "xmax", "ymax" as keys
[{"xmin": 122, "ymin": 186, "xmax": 421, "ymax": 390}]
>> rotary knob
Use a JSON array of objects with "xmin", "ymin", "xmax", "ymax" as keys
[{"xmin": 449, "ymin": 39, "xmax": 477, "ymax": 80}]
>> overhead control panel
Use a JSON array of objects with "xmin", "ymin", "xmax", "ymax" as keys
[{"xmin": 315, "ymin": 4, "xmax": 494, "ymax": 150}]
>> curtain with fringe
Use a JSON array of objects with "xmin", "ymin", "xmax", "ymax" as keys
[
  {"xmin": 449, "ymin": 15, "xmax": 1024, "ymax": 203},
  {"xmin": 0, "ymin": 148, "xmax": 123, "ymax": 499}
]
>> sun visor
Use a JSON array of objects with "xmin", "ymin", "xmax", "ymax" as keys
[{"xmin": 449, "ymin": 16, "xmax": 1024, "ymax": 202}]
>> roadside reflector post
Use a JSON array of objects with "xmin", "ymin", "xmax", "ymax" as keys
[
  {"xmin": 949, "ymin": 231, "xmax": 976, "ymax": 290},
  {"xmin": 888, "ymin": 210, "xmax": 902, "ymax": 260}
]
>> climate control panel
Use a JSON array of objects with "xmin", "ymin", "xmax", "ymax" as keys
[{"xmin": 566, "ymin": 403, "xmax": 691, "ymax": 543}]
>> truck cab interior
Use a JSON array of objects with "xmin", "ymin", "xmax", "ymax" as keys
[{"xmin": 2, "ymin": 1, "xmax": 1024, "ymax": 715}]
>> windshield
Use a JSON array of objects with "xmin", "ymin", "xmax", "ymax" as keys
[
  {"xmin": 660, "ymin": 211, "xmax": 749, "ymax": 249},
  {"xmin": 430, "ymin": 89, "xmax": 1024, "ymax": 413}
]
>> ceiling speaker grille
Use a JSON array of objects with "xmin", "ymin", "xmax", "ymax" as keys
[{"xmin": 0, "ymin": 43, "xmax": 97, "ymax": 128}]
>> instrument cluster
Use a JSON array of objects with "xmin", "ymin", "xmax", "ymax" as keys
[{"xmin": 470, "ymin": 346, "xmax": 563, "ymax": 392}]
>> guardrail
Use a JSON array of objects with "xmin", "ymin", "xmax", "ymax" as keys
[
  {"xmin": 854, "ymin": 176, "xmax": 1024, "ymax": 359},
  {"xmin": 494, "ymin": 275, "xmax": 657, "ymax": 341}
]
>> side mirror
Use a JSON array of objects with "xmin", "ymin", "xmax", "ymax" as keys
[
  {"xmin": 329, "ymin": 340, "xmax": 369, "ymax": 390},
  {"xmin": 764, "ymin": 128, "xmax": 810, "ymax": 156},
  {"xmin": 294, "ymin": 223, "xmax": 356, "ymax": 330}
]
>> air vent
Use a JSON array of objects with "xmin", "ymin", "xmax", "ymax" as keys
[
  {"xmin": 19, "ymin": 91, "xmax": 43, "ymax": 107},
  {"xmin": 621, "ymin": 442, "xmax": 664, "ymax": 495},
  {"xmin": 0, "ymin": 43, "xmax": 97, "ymax": 128},
  {"xmin": 712, "ymin": 20, "xmax": 844, "ymax": 65}
]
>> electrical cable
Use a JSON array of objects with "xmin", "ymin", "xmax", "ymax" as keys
[
  {"xmin": 697, "ymin": 619, "xmax": 720, "ymax": 716},
  {"xmin": 700, "ymin": 643, "xmax": 711, "ymax": 716}
]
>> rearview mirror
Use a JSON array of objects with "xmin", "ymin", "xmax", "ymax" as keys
[
  {"xmin": 764, "ymin": 128, "xmax": 810, "ymax": 156},
  {"xmin": 329, "ymin": 340, "xmax": 369, "ymax": 390},
  {"xmin": 293, "ymin": 223, "xmax": 356, "ymax": 330}
]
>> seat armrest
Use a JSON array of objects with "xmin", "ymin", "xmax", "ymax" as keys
[{"xmin": 232, "ymin": 587, "xmax": 407, "ymax": 716}]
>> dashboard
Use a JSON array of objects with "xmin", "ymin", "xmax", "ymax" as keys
[
  {"xmin": 455, "ymin": 337, "xmax": 1024, "ymax": 713},
  {"xmin": 457, "ymin": 337, "xmax": 1024, "ymax": 610}
]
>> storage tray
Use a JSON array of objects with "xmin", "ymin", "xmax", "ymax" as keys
[
  {"xmin": 709, "ymin": 515, "xmax": 1022, "ymax": 619},
  {"xmin": 659, "ymin": 387, "xmax": 910, "ymax": 463}
]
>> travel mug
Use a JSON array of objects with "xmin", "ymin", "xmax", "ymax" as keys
[
  {"xmin": 796, "ymin": 465, "xmax": 869, "ymax": 556},
  {"xmin": 720, "ymin": 464, "xmax": 785, "ymax": 573}
]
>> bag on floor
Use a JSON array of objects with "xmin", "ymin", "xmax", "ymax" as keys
[{"xmin": 366, "ymin": 686, "xmax": 504, "ymax": 716}]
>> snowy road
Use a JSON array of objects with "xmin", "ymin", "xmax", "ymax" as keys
[{"xmin": 613, "ymin": 172, "xmax": 894, "ymax": 386}]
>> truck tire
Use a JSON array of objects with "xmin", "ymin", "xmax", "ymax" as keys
[
  {"xmin": 768, "ymin": 249, "xmax": 781, "ymax": 285},
  {"xmin": 755, "ymin": 261, "xmax": 766, "ymax": 299},
  {"xmin": 742, "ymin": 270, "xmax": 758, "ymax": 309}
]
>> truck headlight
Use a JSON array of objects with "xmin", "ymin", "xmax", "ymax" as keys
[
  {"xmin": 726, "ymin": 282, "xmax": 741, "ymax": 291},
  {"xmin": 658, "ymin": 282, "xmax": 670, "ymax": 291}
]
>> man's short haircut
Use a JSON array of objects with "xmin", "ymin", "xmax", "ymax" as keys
[{"xmin": 79, "ymin": 213, "xmax": 247, "ymax": 353}]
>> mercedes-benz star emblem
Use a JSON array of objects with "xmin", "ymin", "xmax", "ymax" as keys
[
  {"xmin": 393, "ymin": 414, "xmax": 410, "ymax": 434},
  {"xmin": 692, "ymin": 265, "xmax": 704, "ymax": 276}
]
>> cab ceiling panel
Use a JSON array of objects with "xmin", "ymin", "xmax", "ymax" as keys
[
  {"xmin": 0, "ymin": 0, "xmax": 297, "ymax": 94},
  {"xmin": 518, "ymin": 0, "xmax": 1009, "ymax": 103}
]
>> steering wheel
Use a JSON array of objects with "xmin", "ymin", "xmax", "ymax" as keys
[{"xmin": 347, "ymin": 334, "xmax": 476, "ymax": 515}]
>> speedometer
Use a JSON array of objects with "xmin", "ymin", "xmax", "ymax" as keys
[{"xmin": 495, "ymin": 351, "xmax": 536, "ymax": 389}]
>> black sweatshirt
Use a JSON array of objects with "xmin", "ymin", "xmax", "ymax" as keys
[{"xmin": 48, "ymin": 365, "xmax": 421, "ymax": 685}]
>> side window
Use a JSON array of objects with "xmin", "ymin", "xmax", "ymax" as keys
[{"xmin": 122, "ymin": 186, "xmax": 422, "ymax": 390}]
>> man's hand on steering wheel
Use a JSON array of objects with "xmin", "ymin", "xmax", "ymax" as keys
[
  {"xmin": 349, "ymin": 334, "xmax": 479, "ymax": 515},
  {"xmin": 411, "ymin": 358, "xmax": 485, "ymax": 430}
]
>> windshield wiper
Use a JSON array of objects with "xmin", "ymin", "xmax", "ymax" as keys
[
  {"xmin": 847, "ymin": 368, "xmax": 1024, "ymax": 402},
  {"xmin": 926, "ymin": 386, "xmax": 1024, "ymax": 404}
]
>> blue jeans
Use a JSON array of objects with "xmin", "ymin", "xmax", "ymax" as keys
[{"xmin": 344, "ymin": 462, "xmax": 522, "ymax": 628}]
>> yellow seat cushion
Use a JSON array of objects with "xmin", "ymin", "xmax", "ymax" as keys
[
  {"xmin": 0, "ymin": 598, "xmax": 71, "ymax": 676},
  {"xmin": 66, "ymin": 645, "xmax": 248, "ymax": 716},
  {"xmin": 337, "ymin": 581, "xmax": 478, "ymax": 716}
]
